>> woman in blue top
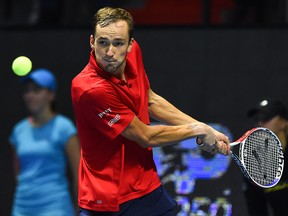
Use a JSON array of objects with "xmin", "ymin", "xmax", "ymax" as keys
[{"xmin": 9, "ymin": 69, "xmax": 80, "ymax": 216}]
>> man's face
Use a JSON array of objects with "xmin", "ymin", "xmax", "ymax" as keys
[{"xmin": 90, "ymin": 20, "xmax": 133, "ymax": 76}]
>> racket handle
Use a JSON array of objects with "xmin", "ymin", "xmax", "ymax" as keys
[{"xmin": 230, "ymin": 142, "xmax": 240, "ymax": 147}]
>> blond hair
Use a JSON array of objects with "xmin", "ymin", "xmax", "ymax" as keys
[{"xmin": 92, "ymin": 7, "xmax": 134, "ymax": 41}]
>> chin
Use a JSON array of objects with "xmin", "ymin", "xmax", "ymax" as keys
[{"xmin": 27, "ymin": 107, "xmax": 40, "ymax": 114}]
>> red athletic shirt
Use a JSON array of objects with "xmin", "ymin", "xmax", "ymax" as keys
[{"xmin": 71, "ymin": 41, "xmax": 161, "ymax": 212}]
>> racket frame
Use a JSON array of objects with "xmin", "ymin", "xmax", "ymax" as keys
[{"xmin": 230, "ymin": 127, "xmax": 284, "ymax": 188}]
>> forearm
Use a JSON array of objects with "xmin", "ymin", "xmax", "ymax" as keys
[
  {"xmin": 122, "ymin": 117, "xmax": 209, "ymax": 148},
  {"xmin": 65, "ymin": 135, "xmax": 80, "ymax": 208},
  {"xmin": 145, "ymin": 123, "xmax": 208, "ymax": 147},
  {"xmin": 72, "ymin": 178, "xmax": 79, "ymax": 211},
  {"xmin": 145, "ymin": 123, "xmax": 229, "ymax": 155},
  {"xmin": 122, "ymin": 115, "xmax": 230, "ymax": 155}
]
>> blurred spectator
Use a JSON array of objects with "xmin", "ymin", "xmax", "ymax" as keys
[
  {"xmin": 28, "ymin": 0, "xmax": 64, "ymax": 25},
  {"xmin": 1, "ymin": 0, "xmax": 287, "ymax": 26},
  {"xmin": 243, "ymin": 98, "xmax": 288, "ymax": 216},
  {"xmin": 233, "ymin": 0, "xmax": 286, "ymax": 25},
  {"xmin": 63, "ymin": 0, "xmax": 120, "ymax": 25},
  {"xmin": 9, "ymin": 69, "xmax": 80, "ymax": 216}
]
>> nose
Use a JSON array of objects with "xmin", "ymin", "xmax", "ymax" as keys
[{"xmin": 106, "ymin": 45, "xmax": 115, "ymax": 57}]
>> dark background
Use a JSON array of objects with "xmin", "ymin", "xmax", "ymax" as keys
[{"xmin": 1, "ymin": 0, "xmax": 288, "ymax": 215}]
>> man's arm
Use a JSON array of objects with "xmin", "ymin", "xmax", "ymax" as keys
[
  {"xmin": 132, "ymin": 89, "xmax": 230, "ymax": 154},
  {"xmin": 148, "ymin": 88, "xmax": 198, "ymax": 125},
  {"xmin": 121, "ymin": 115, "xmax": 218, "ymax": 149}
]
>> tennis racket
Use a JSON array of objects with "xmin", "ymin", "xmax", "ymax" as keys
[{"xmin": 230, "ymin": 127, "xmax": 284, "ymax": 188}]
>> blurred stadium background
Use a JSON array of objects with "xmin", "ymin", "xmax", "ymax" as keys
[{"xmin": 1, "ymin": 0, "xmax": 288, "ymax": 215}]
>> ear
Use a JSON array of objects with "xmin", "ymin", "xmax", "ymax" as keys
[
  {"xmin": 127, "ymin": 38, "xmax": 134, "ymax": 53},
  {"xmin": 90, "ymin": 35, "xmax": 95, "ymax": 50}
]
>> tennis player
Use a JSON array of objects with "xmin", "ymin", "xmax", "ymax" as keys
[{"xmin": 71, "ymin": 7, "xmax": 230, "ymax": 216}]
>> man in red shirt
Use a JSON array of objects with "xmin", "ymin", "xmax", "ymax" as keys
[{"xmin": 71, "ymin": 7, "xmax": 230, "ymax": 216}]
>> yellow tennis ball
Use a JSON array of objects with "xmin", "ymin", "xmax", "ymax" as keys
[{"xmin": 12, "ymin": 56, "xmax": 32, "ymax": 76}]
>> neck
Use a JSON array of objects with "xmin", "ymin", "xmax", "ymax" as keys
[{"xmin": 30, "ymin": 108, "xmax": 55, "ymax": 127}]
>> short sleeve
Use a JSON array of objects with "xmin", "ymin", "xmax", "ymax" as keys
[
  {"xmin": 79, "ymin": 85, "xmax": 135, "ymax": 140},
  {"xmin": 9, "ymin": 119, "xmax": 27, "ymax": 148},
  {"xmin": 55, "ymin": 115, "xmax": 77, "ymax": 147}
]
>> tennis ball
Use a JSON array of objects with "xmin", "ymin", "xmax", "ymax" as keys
[{"xmin": 12, "ymin": 56, "xmax": 32, "ymax": 76}]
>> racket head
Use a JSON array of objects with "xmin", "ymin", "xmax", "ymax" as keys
[{"xmin": 239, "ymin": 127, "xmax": 284, "ymax": 188}]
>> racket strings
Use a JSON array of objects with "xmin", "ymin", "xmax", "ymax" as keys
[{"xmin": 243, "ymin": 130, "xmax": 279, "ymax": 187}]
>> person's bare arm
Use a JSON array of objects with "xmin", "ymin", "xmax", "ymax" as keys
[
  {"xmin": 65, "ymin": 135, "xmax": 80, "ymax": 212},
  {"xmin": 148, "ymin": 88, "xmax": 198, "ymax": 125},
  {"xmin": 140, "ymin": 88, "xmax": 230, "ymax": 155},
  {"xmin": 121, "ymin": 115, "xmax": 228, "ymax": 155}
]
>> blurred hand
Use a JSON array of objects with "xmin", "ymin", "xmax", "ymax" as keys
[
  {"xmin": 213, "ymin": 129, "xmax": 230, "ymax": 155},
  {"xmin": 196, "ymin": 126, "xmax": 230, "ymax": 156}
]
